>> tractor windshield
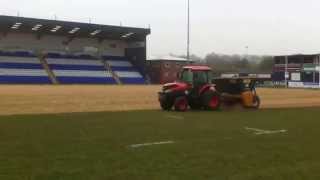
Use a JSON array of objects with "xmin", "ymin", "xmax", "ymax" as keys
[{"xmin": 180, "ymin": 69, "xmax": 212, "ymax": 85}]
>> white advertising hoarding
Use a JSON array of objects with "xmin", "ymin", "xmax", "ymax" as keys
[
  {"xmin": 288, "ymin": 82, "xmax": 320, "ymax": 89},
  {"xmin": 291, "ymin": 73, "xmax": 301, "ymax": 81},
  {"xmin": 288, "ymin": 82, "xmax": 304, "ymax": 88}
]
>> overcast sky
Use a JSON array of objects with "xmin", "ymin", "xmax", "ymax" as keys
[{"xmin": 1, "ymin": 0, "xmax": 320, "ymax": 57}]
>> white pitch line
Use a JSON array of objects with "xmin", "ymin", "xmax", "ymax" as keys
[
  {"xmin": 129, "ymin": 141, "xmax": 175, "ymax": 148},
  {"xmin": 245, "ymin": 127, "xmax": 287, "ymax": 135},
  {"xmin": 255, "ymin": 130, "xmax": 287, "ymax": 135},
  {"xmin": 165, "ymin": 115, "xmax": 184, "ymax": 120}
]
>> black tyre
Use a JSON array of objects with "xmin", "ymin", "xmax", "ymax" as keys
[
  {"xmin": 251, "ymin": 95, "xmax": 261, "ymax": 109},
  {"xmin": 202, "ymin": 91, "xmax": 221, "ymax": 111},
  {"xmin": 174, "ymin": 96, "xmax": 188, "ymax": 112},
  {"xmin": 189, "ymin": 101, "xmax": 201, "ymax": 110},
  {"xmin": 160, "ymin": 99, "xmax": 173, "ymax": 111}
]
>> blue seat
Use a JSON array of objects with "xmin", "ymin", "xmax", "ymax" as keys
[
  {"xmin": 111, "ymin": 66, "xmax": 137, "ymax": 71},
  {"xmin": 0, "ymin": 63, "xmax": 43, "ymax": 69},
  {"xmin": 0, "ymin": 52, "xmax": 52, "ymax": 84},
  {"xmin": 47, "ymin": 53, "xmax": 63, "ymax": 58},
  {"xmin": 57, "ymin": 77, "xmax": 116, "ymax": 84},
  {"xmin": 0, "ymin": 76, "xmax": 51, "ymax": 84},
  {"xmin": 14, "ymin": 51, "xmax": 36, "ymax": 57},
  {"xmin": 102, "ymin": 56, "xmax": 128, "ymax": 61},
  {"xmin": 45, "ymin": 56, "xmax": 116, "ymax": 84},
  {"xmin": 78, "ymin": 54, "xmax": 97, "ymax": 60},
  {"xmin": 47, "ymin": 53, "xmax": 97, "ymax": 60},
  {"xmin": 119, "ymin": 77, "xmax": 146, "ymax": 84},
  {"xmin": 49, "ymin": 64, "xmax": 105, "ymax": 71}
]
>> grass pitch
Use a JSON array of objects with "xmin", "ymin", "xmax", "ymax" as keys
[{"xmin": 1, "ymin": 108, "xmax": 320, "ymax": 179}]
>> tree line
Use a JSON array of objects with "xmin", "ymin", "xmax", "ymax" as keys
[{"xmin": 177, "ymin": 52, "xmax": 274, "ymax": 74}]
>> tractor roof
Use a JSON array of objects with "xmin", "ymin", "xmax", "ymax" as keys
[{"xmin": 183, "ymin": 65, "xmax": 212, "ymax": 71}]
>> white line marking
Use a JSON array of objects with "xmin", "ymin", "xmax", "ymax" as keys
[
  {"xmin": 165, "ymin": 115, "xmax": 184, "ymax": 120},
  {"xmin": 245, "ymin": 127, "xmax": 287, "ymax": 135},
  {"xmin": 129, "ymin": 141, "xmax": 175, "ymax": 148}
]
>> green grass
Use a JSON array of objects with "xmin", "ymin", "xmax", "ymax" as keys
[{"xmin": 1, "ymin": 108, "xmax": 320, "ymax": 180}]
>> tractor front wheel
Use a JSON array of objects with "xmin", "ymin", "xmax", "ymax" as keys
[
  {"xmin": 202, "ymin": 91, "xmax": 221, "ymax": 111},
  {"xmin": 159, "ymin": 93, "xmax": 173, "ymax": 111},
  {"xmin": 160, "ymin": 100, "xmax": 173, "ymax": 111},
  {"xmin": 174, "ymin": 96, "xmax": 188, "ymax": 112}
]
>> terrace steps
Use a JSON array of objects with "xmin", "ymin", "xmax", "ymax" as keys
[
  {"xmin": 39, "ymin": 56, "xmax": 59, "ymax": 84},
  {"xmin": 102, "ymin": 60, "xmax": 122, "ymax": 85}
]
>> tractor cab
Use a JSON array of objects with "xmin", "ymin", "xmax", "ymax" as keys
[{"xmin": 178, "ymin": 66, "xmax": 213, "ymax": 87}]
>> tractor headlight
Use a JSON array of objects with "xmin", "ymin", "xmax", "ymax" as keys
[
  {"xmin": 185, "ymin": 90, "xmax": 189, "ymax": 95},
  {"xmin": 164, "ymin": 89, "xmax": 173, "ymax": 93}
]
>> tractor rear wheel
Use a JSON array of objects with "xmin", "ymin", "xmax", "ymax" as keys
[
  {"xmin": 174, "ymin": 96, "xmax": 188, "ymax": 112},
  {"xmin": 202, "ymin": 91, "xmax": 221, "ymax": 111}
]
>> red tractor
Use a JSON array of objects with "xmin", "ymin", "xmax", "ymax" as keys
[
  {"xmin": 158, "ymin": 65, "xmax": 261, "ymax": 111},
  {"xmin": 158, "ymin": 65, "xmax": 220, "ymax": 111}
]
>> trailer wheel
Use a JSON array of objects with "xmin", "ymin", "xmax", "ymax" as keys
[
  {"xmin": 174, "ymin": 96, "xmax": 188, "ymax": 112},
  {"xmin": 251, "ymin": 95, "xmax": 261, "ymax": 109},
  {"xmin": 202, "ymin": 91, "xmax": 221, "ymax": 111}
]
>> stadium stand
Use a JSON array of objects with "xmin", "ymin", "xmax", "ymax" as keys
[
  {"xmin": 45, "ymin": 53, "xmax": 116, "ymax": 84},
  {"xmin": 0, "ymin": 15, "xmax": 150, "ymax": 84},
  {"xmin": 103, "ymin": 56, "xmax": 146, "ymax": 84},
  {"xmin": 0, "ymin": 50, "xmax": 51, "ymax": 84}
]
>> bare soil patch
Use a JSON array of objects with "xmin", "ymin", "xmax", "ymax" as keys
[
  {"xmin": 257, "ymin": 88, "xmax": 320, "ymax": 109},
  {"xmin": 0, "ymin": 85, "xmax": 319, "ymax": 115}
]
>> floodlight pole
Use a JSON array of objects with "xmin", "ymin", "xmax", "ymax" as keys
[
  {"xmin": 187, "ymin": 0, "xmax": 190, "ymax": 63},
  {"xmin": 245, "ymin": 46, "xmax": 249, "ymax": 60},
  {"xmin": 318, "ymin": 55, "xmax": 320, "ymax": 88},
  {"xmin": 285, "ymin": 56, "xmax": 288, "ymax": 88}
]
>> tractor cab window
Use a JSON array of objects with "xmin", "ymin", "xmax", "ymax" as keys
[
  {"xmin": 193, "ymin": 71, "xmax": 209, "ymax": 85},
  {"xmin": 180, "ymin": 69, "xmax": 212, "ymax": 85},
  {"xmin": 180, "ymin": 69, "xmax": 193, "ymax": 84}
]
